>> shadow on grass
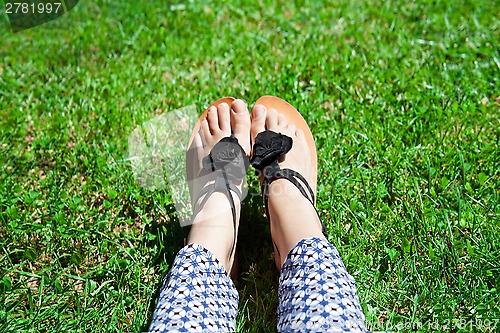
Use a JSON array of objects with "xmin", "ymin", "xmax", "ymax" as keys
[{"xmin": 235, "ymin": 194, "xmax": 280, "ymax": 332}]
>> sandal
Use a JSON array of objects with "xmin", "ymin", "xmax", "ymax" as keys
[
  {"xmin": 186, "ymin": 97, "xmax": 249, "ymax": 260},
  {"xmin": 250, "ymin": 96, "xmax": 327, "ymax": 257}
]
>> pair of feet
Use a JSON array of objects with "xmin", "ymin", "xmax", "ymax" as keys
[{"xmin": 187, "ymin": 99, "xmax": 326, "ymax": 273}]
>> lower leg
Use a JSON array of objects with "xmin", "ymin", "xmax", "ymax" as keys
[
  {"xmin": 186, "ymin": 99, "xmax": 251, "ymax": 273},
  {"xmin": 250, "ymin": 104, "xmax": 325, "ymax": 267},
  {"xmin": 250, "ymin": 102, "xmax": 366, "ymax": 332},
  {"xmin": 149, "ymin": 99, "xmax": 251, "ymax": 332}
]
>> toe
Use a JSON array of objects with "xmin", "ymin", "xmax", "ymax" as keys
[
  {"xmin": 295, "ymin": 128, "xmax": 305, "ymax": 140},
  {"xmin": 231, "ymin": 99, "xmax": 251, "ymax": 155},
  {"xmin": 278, "ymin": 114, "xmax": 288, "ymax": 128},
  {"xmin": 266, "ymin": 108, "xmax": 279, "ymax": 130},
  {"xmin": 207, "ymin": 106, "xmax": 219, "ymax": 135},
  {"xmin": 200, "ymin": 118, "xmax": 211, "ymax": 146},
  {"xmin": 287, "ymin": 122, "xmax": 296, "ymax": 136},
  {"xmin": 193, "ymin": 131, "xmax": 203, "ymax": 149},
  {"xmin": 193, "ymin": 132, "xmax": 205, "ymax": 166},
  {"xmin": 217, "ymin": 102, "xmax": 231, "ymax": 135},
  {"xmin": 251, "ymin": 104, "xmax": 267, "ymax": 146}
]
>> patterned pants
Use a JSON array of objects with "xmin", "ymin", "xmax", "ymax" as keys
[{"xmin": 149, "ymin": 237, "xmax": 366, "ymax": 332}]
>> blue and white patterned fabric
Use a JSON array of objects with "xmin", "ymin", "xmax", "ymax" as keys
[
  {"xmin": 149, "ymin": 244, "xmax": 239, "ymax": 333},
  {"xmin": 278, "ymin": 237, "xmax": 366, "ymax": 332},
  {"xmin": 149, "ymin": 238, "xmax": 366, "ymax": 332}
]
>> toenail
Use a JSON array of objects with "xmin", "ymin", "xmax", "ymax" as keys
[{"xmin": 254, "ymin": 106, "xmax": 265, "ymax": 118}]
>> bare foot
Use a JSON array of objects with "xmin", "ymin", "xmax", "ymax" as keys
[
  {"xmin": 187, "ymin": 99, "xmax": 251, "ymax": 273},
  {"xmin": 251, "ymin": 104, "xmax": 326, "ymax": 269}
]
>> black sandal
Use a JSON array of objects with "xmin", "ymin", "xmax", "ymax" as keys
[
  {"xmin": 251, "ymin": 130, "xmax": 327, "ymax": 256},
  {"xmin": 191, "ymin": 134, "xmax": 249, "ymax": 259}
]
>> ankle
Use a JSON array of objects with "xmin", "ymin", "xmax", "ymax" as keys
[
  {"xmin": 267, "ymin": 180, "xmax": 325, "ymax": 266},
  {"xmin": 187, "ymin": 192, "xmax": 240, "ymax": 272},
  {"xmin": 268, "ymin": 180, "xmax": 318, "ymax": 221}
]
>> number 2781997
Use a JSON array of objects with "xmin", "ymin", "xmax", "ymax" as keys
[{"xmin": 5, "ymin": 2, "xmax": 63, "ymax": 14}]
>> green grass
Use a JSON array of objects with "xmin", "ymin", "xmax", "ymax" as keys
[{"xmin": 1, "ymin": 0, "xmax": 499, "ymax": 332}]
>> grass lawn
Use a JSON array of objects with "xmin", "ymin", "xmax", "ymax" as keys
[{"xmin": 1, "ymin": 0, "xmax": 499, "ymax": 331}]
